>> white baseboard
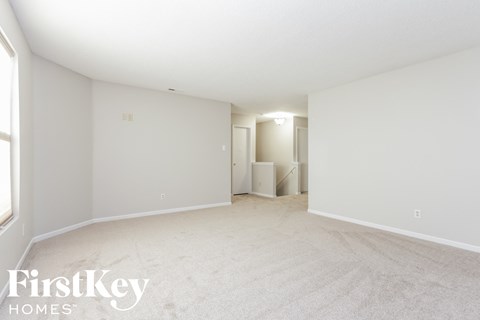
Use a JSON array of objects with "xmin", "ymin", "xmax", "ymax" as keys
[
  {"xmin": 33, "ymin": 220, "xmax": 94, "ymax": 243},
  {"xmin": 92, "ymin": 202, "xmax": 232, "ymax": 223},
  {"xmin": 0, "ymin": 238, "xmax": 34, "ymax": 303},
  {"xmin": 0, "ymin": 201, "xmax": 232, "ymax": 305},
  {"xmin": 250, "ymin": 192, "xmax": 276, "ymax": 198},
  {"xmin": 32, "ymin": 202, "xmax": 232, "ymax": 240},
  {"xmin": 308, "ymin": 209, "xmax": 480, "ymax": 253}
]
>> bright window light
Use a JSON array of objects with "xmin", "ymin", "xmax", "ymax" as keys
[{"xmin": 0, "ymin": 32, "xmax": 14, "ymax": 226}]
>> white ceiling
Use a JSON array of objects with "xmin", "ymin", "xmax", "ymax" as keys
[{"xmin": 9, "ymin": 0, "xmax": 480, "ymax": 117}]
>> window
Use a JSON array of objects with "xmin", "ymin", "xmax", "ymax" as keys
[{"xmin": 0, "ymin": 32, "xmax": 14, "ymax": 227}]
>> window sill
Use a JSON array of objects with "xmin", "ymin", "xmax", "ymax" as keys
[{"xmin": 0, "ymin": 213, "xmax": 18, "ymax": 236}]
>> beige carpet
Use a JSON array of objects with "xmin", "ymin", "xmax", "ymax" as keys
[{"xmin": 1, "ymin": 194, "xmax": 480, "ymax": 319}]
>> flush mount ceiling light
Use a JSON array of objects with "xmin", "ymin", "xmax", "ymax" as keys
[
  {"xmin": 263, "ymin": 112, "xmax": 293, "ymax": 119},
  {"xmin": 263, "ymin": 112, "xmax": 293, "ymax": 126}
]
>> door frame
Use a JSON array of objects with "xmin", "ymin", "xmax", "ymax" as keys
[
  {"xmin": 232, "ymin": 125, "xmax": 254, "ymax": 195},
  {"xmin": 295, "ymin": 126, "xmax": 308, "ymax": 192},
  {"xmin": 295, "ymin": 126, "xmax": 308, "ymax": 162}
]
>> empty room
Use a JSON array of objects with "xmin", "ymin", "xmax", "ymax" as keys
[{"xmin": 1, "ymin": 0, "xmax": 480, "ymax": 319}]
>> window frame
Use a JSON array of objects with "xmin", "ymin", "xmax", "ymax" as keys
[{"xmin": 0, "ymin": 30, "xmax": 15, "ymax": 229}]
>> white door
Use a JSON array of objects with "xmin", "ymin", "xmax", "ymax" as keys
[
  {"xmin": 232, "ymin": 127, "xmax": 250, "ymax": 194},
  {"xmin": 297, "ymin": 128, "xmax": 308, "ymax": 192}
]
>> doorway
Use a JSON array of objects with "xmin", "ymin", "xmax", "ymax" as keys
[
  {"xmin": 296, "ymin": 127, "xmax": 308, "ymax": 193},
  {"xmin": 232, "ymin": 126, "xmax": 252, "ymax": 194}
]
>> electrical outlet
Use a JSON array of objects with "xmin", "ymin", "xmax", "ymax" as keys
[
  {"xmin": 414, "ymin": 209, "xmax": 421, "ymax": 219},
  {"xmin": 161, "ymin": 193, "xmax": 166, "ymax": 200}
]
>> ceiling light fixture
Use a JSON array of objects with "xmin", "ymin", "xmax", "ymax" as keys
[
  {"xmin": 263, "ymin": 111, "xmax": 293, "ymax": 126},
  {"xmin": 263, "ymin": 112, "xmax": 293, "ymax": 119}
]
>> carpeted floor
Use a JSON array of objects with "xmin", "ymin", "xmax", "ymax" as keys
[{"xmin": 1, "ymin": 194, "xmax": 480, "ymax": 319}]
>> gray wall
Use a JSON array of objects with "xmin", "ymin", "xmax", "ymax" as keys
[
  {"xmin": 33, "ymin": 56, "xmax": 92, "ymax": 236},
  {"xmin": 0, "ymin": 0, "xmax": 34, "ymax": 291},
  {"xmin": 92, "ymin": 81, "xmax": 231, "ymax": 218},
  {"xmin": 31, "ymin": 61, "xmax": 232, "ymax": 230},
  {"xmin": 309, "ymin": 47, "xmax": 480, "ymax": 246},
  {"xmin": 293, "ymin": 116, "xmax": 308, "ymax": 160}
]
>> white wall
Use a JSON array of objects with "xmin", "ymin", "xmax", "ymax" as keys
[
  {"xmin": 33, "ymin": 56, "xmax": 92, "ymax": 236},
  {"xmin": 252, "ymin": 162, "xmax": 276, "ymax": 198},
  {"xmin": 92, "ymin": 81, "xmax": 231, "ymax": 218},
  {"xmin": 0, "ymin": 0, "xmax": 34, "ymax": 293},
  {"xmin": 309, "ymin": 47, "xmax": 480, "ymax": 247},
  {"xmin": 256, "ymin": 118, "xmax": 296, "ymax": 195}
]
